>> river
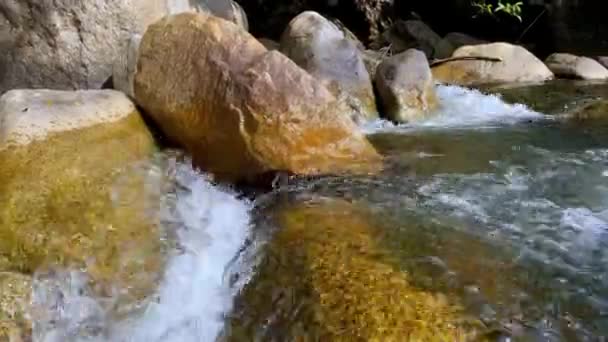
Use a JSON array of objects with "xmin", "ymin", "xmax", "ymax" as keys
[{"xmin": 32, "ymin": 81, "xmax": 608, "ymax": 341}]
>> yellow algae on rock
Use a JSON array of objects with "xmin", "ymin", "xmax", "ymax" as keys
[
  {"xmin": 229, "ymin": 199, "xmax": 484, "ymax": 341},
  {"xmin": 0, "ymin": 109, "xmax": 163, "ymax": 339}
]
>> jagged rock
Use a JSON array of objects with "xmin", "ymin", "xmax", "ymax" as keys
[
  {"xmin": 545, "ymin": 53, "xmax": 608, "ymax": 80},
  {"xmin": 375, "ymin": 49, "xmax": 437, "ymax": 123},
  {"xmin": 0, "ymin": 0, "xmax": 245, "ymax": 93},
  {"xmin": 280, "ymin": 11, "xmax": 377, "ymax": 122},
  {"xmin": 432, "ymin": 43, "xmax": 554, "ymax": 86},
  {"xmin": 134, "ymin": 13, "xmax": 381, "ymax": 183}
]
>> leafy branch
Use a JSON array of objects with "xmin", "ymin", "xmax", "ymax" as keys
[{"xmin": 472, "ymin": 0, "xmax": 523, "ymax": 22}]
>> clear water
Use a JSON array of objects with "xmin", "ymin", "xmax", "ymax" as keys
[{"xmin": 28, "ymin": 82, "xmax": 608, "ymax": 341}]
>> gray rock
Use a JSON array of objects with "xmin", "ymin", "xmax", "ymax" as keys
[
  {"xmin": 0, "ymin": 0, "xmax": 245, "ymax": 93},
  {"xmin": 432, "ymin": 43, "xmax": 554, "ymax": 86},
  {"xmin": 375, "ymin": 49, "xmax": 438, "ymax": 123},
  {"xmin": 0, "ymin": 89, "xmax": 138, "ymax": 149},
  {"xmin": 280, "ymin": 11, "xmax": 377, "ymax": 123},
  {"xmin": 381, "ymin": 20, "xmax": 442, "ymax": 58},
  {"xmin": 545, "ymin": 53, "xmax": 608, "ymax": 80},
  {"xmin": 113, "ymin": 35, "xmax": 142, "ymax": 99}
]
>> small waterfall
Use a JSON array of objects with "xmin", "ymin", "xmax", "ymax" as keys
[
  {"xmin": 31, "ymin": 158, "xmax": 253, "ymax": 342},
  {"xmin": 363, "ymin": 85, "xmax": 546, "ymax": 133}
]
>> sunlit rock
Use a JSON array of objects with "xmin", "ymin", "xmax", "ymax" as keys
[
  {"xmin": 134, "ymin": 13, "xmax": 381, "ymax": 183},
  {"xmin": 432, "ymin": 43, "xmax": 554, "ymax": 86}
]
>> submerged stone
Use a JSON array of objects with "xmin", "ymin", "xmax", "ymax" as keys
[
  {"xmin": 561, "ymin": 99, "xmax": 608, "ymax": 121},
  {"xmin": 228, "ymin": 199, "xmax": 483, "ymax": 340}
]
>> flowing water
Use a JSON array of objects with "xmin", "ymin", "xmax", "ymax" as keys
[{"xmin": 27, "ymin": 81, "xmax": 608, "ymax": 341}]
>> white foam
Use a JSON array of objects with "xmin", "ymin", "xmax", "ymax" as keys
[
  {"xmin": 32, "ymin": 161, "xmax": 253, "ymax": 342},
  {"xmin": 116, "ymin": 163, "xmax": 252, "ymax": 342},
  {"xmin": 363, "ymin": 85, "xmax": 545, "ymax": 134}
]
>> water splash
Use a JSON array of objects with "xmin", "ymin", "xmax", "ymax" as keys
[
  {"xmin": 416, "ymin": 145, "xmax": 608, "ymax": 288},
  {"xmin": 363, "ymin": 85, "xmax": 546, "ymax": 134},
  {"xmin": 31, "ymin": 158, "xmax": 253, "ymax": 342},
  {"xmin": 116, "ymin": 162, "xmax": 252, "ymax": 342}
]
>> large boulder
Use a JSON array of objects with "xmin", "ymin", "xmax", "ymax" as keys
[
  {"xmin": 134, "ymin": 13, "xmax": 381, "ymax": 183},
  {"xmin": 0, "ymin": 0, "xmax": 246, "ymax": 93},
  {"xmin": 375, "ymin": 49, "xmax": 437, "ymax": 123},
  {"xmin": 433, "ymin": 32, "xmax": 487, "ymax": 59},
  {"xmin": 545, "ymin": 53, "xmax": 608, "ymax": 80},
  {"xmin": 431, "ymin": 42, "xmax": 554, "ymax": 86},
  {"xmin": 280, "ymin": 11, "xmax": 377, "ymax": 122},
  {"xmin": 0, "ymin": 89, "xmax": 162, "ymax": 340},
  {"xmin": 381, "ymin": 20, "xmax": 442, "ymax": 58}
]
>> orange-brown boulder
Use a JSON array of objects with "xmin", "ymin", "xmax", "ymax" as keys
[{"xmin": 134, "ymin": 13, "xmax": 380, "ymax": 182}]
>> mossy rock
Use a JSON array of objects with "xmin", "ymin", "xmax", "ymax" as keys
[
  {"xmin": 0, "ymin": 101, "xmax": 163, "ymax": 338},
  {"xmin": 228, "ymin": 199, "xmax": 484, "ymax": 341}
]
